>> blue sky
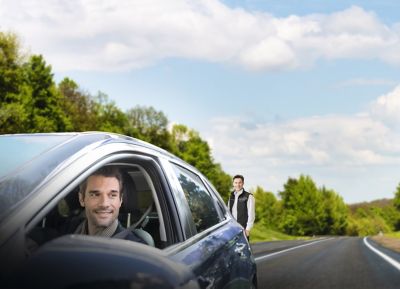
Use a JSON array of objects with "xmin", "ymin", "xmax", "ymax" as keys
[{"xmin": 1, "ymin": 0, "xmax": 400, "ymax": 203}]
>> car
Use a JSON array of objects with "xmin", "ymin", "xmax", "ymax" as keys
[{"xmin": 0, "ymin": 132, "xmax": 257, "ymax": 289}]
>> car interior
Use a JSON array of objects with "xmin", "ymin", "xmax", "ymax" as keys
[
  {"xmin": 119, "ymin": 166, "xmax": 160, "ymax": 247},
  {"xmin": 26, "ymin": 163, "xmax": 165, "ymax": 255}
]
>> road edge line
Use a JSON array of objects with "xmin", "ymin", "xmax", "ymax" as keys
[
  {"xmin": 255, "ymin": 237, "xmax": 333, "ymax": 262},
  {"xmin": 363, "ymin": 237, "xmax": 400, "ymax": 272}
]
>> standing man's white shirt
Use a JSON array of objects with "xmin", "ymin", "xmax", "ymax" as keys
[{"xmin": 231, "ymin": 189, "xmax": 255, "ymax": 232}]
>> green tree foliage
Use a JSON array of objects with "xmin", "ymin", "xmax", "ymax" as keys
[
  {"xmin": 171, "ymin": 124, "xmax": 231, "ymax": 200},
  {"xmin": 393, "ymin": 183, "xmax": 400, "ymax": 211},
  {"xmin": 125, "ymin": 105, "xmax": 172, "ymax": 150},
  {"xmin": 0, "ymin": 32, "xmax": 29, "ymax": 133},
  {"xmin": 346, "ymin": 208, "xmax": 391, "ymax": 236},
  {"xmin": 320, "ymin": 187, "xmax": 348, "ymax": 235},
  {"xmin": 371, "ymin": 205, "xmax": 400, "ymax": 231},
  {"xmin": 208, "ymin": 163, "xmax": 232, "ymax": 202},
  {"xmin": 0, "ymin": 32, "xmax": 24, "ymax": 102},
  {"xmin": 92, "ymin": 92, "xmax": 127, "ymax": 134},
  {"xmin": 1, "ymin": 34, "xmax": 70, "ymax": 133},
  {"xmin": 279, "ymin": 175, "xmax": 325, "ymax": 235},
  {"xmin": 347, "ymin": 198, "xmax": 400, "ymax": 235},
  {"xmin": 59, "ymin": 79, "xmax": 134, "ymax": 134},
  {"xmin": 252, "ymin": 186, "xmax": 279, "ymax": 227},
  {"xmin": 24, "ymin": 55, "xmax": 71, "ymax": 132},
  {"xmin": 278, "ymin": 175, "xmax": 349, "ymax": 236},
  {"xmin": 58, "ymin": 78, "xmax": 99, "ymax": 131},
  {"xmin": 171, "ymin": 124, "xmax": 210, "ymax": 167}
]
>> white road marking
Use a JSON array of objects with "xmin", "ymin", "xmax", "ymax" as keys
[
  {"xmin": 363, "ymin": 237, "xmax": 400, "ymax": 272},
  {"xmin": 255, "ymin": 238, "xmax": 334, "ymax": 262}
]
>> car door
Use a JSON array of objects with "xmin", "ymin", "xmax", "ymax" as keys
[
  {"xmin": 163, "ymin": 161, "xmax": 257, "ymax": 289},
  {"xmin": 0, "ymin": 142, "xmax": 200, "ymax": 289}
]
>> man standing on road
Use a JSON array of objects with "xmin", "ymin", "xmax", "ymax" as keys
[{"xmin": 228, "ymin": 174, "xmax": 255, "ymax": 240}]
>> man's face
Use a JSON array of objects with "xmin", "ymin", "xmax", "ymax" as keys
[
  {"xmin": 233, "ymin": 177, "xmax": 244, "ymax": 192},
  {"xmin": 79, "ymin": 175, "xmax": 122, "ymax": 233}
]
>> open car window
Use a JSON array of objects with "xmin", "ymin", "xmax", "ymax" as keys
[{"xmin": 25, "ymin": 161, "xmax": 168, "ymax": 255}]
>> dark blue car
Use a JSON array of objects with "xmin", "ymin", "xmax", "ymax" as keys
[{"xmin": 0, "ymin": 132, "xmax": 257, "ymax": 289}]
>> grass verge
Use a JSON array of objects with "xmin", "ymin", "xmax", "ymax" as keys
[
  {"xmin": 384, "ymin": 231, "xmax": 400, "ymax": 238},
  {"xmin": 371, "ymin": 231, "xmax": 400, "ymax": 253},
  {"xmin": 250, "ymin": 222, "xmax": 310, "ymax": 243}
]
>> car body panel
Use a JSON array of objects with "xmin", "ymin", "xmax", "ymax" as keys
[{"xmin": 168, "ymin": 221, "xmax": 255, "ymax": 289}]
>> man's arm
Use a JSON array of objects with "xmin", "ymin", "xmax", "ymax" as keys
[{"xmin": 245, "ymin": 194, "xmax": 255, "ymax": 236}]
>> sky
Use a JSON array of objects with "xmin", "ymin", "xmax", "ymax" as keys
[{"xmin": 1, "ymin": 0, "xmax": 400, "ymax": 203}]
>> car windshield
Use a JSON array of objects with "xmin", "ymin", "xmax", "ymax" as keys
[
  {"xmin": 0, "ymin": 134, "xmax": 109, "ymax": 221},
  {"xmin": 0, "ymin": 135, "xmax": 72, "ymax": 179}
]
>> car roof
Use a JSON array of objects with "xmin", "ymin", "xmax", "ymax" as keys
[{"xmin": 3, "ymin": 131, "xmax": 181, "ymax": 160}]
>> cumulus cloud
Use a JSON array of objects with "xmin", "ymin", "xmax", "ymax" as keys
[
  {"xmin": 207, "ymin": 113, "xmax": 400, "ymax": 168},
  {"xmin": 203, "ymin": 85, "xmax": 400, "ymax": 202},
  {"xmin": 1, "ymin": 0, "xmax": 399, "ymax": 71},
  {"xmin": 370, "ymin": 85, "xmax": 400, "ymax": 128}
]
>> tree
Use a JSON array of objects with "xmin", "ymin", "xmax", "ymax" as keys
[
  {"xmin": 348, "ymin": 197, "xmax": 400, "ymax": 234},
  {"xmin": 394, "ymin": 183, "xmax": 400, "ymax": 211},
  {"xmin": 371, "ymin": 205, "xmax": 400, "ymax": 231},
  {"xmin": 171, "ymin": 124, "xmax": 214, "ymax": 172},
  {"xmin": 252, "ymin": 186, "xmax": 278, "ymax": 227},
  {"xmin": 346, "ymin": 210, "xmax": 390, "ymax": 236},
  {"xmin": 58, "ymin": 78, "xmax": 99, "ymax": 131},
  {"xmin": 24, "ymin": 55, "xmax": 71, "ymax": 132},
  {"xmin": 279, "ymin": 175, "xmax": 325, "ymax": 236},
  {"xmin": 320, "ymin": 187, "xmax": 348, "ymax": 235},
  {"xmin": 125, "ymin": 105, "xmax": 172, "ymax": 150},
  {"xmin": 0, "ymin": 32, "xmax": 23, "ymax": 102},
  {"xmin": 0, "ymin": 32, "xmax": 29, "ymax": 133},
  {"xmin": 92, "ymin": 92, "xmax": 127, "ymax": 134},
  {"xmin": 207, "ymin": 163, "xmax": 232, "ymax": 202}
]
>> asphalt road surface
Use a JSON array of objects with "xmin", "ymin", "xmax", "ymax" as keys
[{"xmin": 251, "ymin": 237, "xmax": 400, "ymax": 289}]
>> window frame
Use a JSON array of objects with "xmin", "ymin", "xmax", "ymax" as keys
[
  {"xmin": 23, "ymin": 150, "xmax": 183, "ymax": 254},
  {"xmin": 167, "ymin": 161, "xmax": 225, "ymax": 238}
]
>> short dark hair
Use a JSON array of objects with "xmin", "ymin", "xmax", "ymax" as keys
[
  {"xmin": 233, "ymin": 174, "xmax": 244, "ymax": 182},
  {"xmin": 79, "ymin": 166, "xmax": 123, "ymax": 199}
]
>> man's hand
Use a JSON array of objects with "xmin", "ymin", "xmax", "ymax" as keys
[{"xmin": 245, "ymin": 229, "xmax": 250, "ymax": 237}]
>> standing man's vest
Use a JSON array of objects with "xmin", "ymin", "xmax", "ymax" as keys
[{"xmin": 229, "ymin": 190, "xmax": 251, "ymax": 229}]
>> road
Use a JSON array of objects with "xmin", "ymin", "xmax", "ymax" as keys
[{"xmin": 251, "ymin": 237, "xmax": 400, "ymax": 289}]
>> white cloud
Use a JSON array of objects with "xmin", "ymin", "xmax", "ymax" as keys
[
  {"xmin": 370, "ymin": 85, "xmax": 400, "ymax": 128},
  {"xmin": 208, "ymin": 114, "xmax": 400, "ymax": 167},
  {"xmin": 204, "ymin": 86, "xmax": 400, "ymax": 203},
  {"xmin": 1, "ymin": 1, "xmax": 400, "ymax": 72},
  {"xmin": 238, "ymin": 37, "xmax": 297, "ymax": 71}
]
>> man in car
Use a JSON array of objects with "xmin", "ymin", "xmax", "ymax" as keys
[
  {"xmin": 75, "ymin": 166, "xmax": 146, "ymax": 243},
  {"xmin": 228, "ymin": 174, "xmax": 255, "ymax": 240}
]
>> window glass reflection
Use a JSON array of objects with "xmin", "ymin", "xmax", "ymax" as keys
[{"xmin": 172, "ymin": 164, "xmax": 220, "ymax": 233}]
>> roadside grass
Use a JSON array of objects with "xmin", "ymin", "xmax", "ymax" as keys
[
  {"xmin": 250, "ymin": 222, "xmax": 310, "ymax": 243},
  {"xmin": 384, "ymin": 231, "xmax": 400, "ymax": 238},
  {"xmin": 371, "ymin": 231, "xmax": 400, "ymax": 253}
]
